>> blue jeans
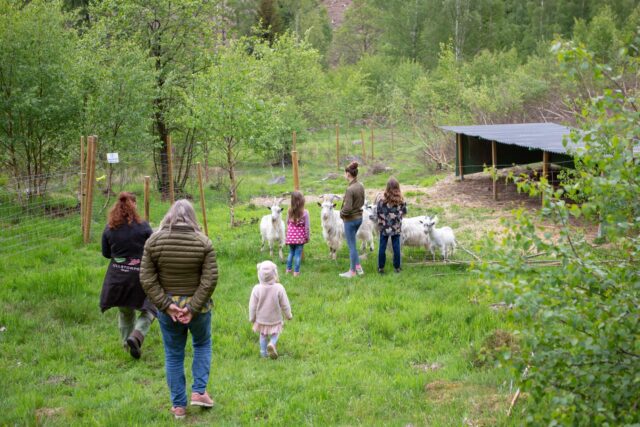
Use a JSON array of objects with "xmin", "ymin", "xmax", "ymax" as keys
[
  {"xmin": 286, "ymin": 244, "xmax": 304, "ymax": 273},
  {"xmin": 378, "ymin": 234, "xmax": 401, "ymax": 270},
  {"xmin": 158, "ymin": 310, "xmax": 212, "ymax": 407},
  {"xmin": 344, "ymin": 218, "xmax": 362, "ymax": 271}
]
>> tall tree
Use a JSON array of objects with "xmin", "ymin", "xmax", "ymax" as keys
[
  {"xmin": 90, "ymin": 0, "xmax": 219, "ymax": 199},
  {"xmin": 190, "ymin": 42, "xmax": 278, "ymax": 226},
  {"xmin": 0, "ymin": 0, "xmax": 82, "ymax": 198}
]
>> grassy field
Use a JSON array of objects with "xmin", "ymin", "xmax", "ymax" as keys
[{"xmin": 0, "ymin": 129, "xmax": 523, "ymax": 426}]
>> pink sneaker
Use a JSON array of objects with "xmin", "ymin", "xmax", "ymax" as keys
[
  {"xmin": 191, "ymin": 391, "xmax": 214, "ymax": 408},
  {"xmin": 285, "ymin": 269, "xmax": 292, "ymax": 274},
  {"xmin": 170, "ymin": 406, "xmax": 186, "ymax": 419}
]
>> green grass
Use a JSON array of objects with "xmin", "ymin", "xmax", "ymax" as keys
[{"xmin": 0, "ymin": 128, "xmax": 523, "ymax": 425}]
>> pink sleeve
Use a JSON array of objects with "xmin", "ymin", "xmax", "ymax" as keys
[{"xmin": 304, "ymin": 210, "xmax": 310, "ymax": 240}]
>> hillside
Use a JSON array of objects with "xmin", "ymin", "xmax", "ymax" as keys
[{"xmin": 321, "ymin": 0, "xmax": 352, "ymax": 28}]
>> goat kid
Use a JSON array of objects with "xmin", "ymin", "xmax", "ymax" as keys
[{"xmin": 420, "ymin": 215, "xmax": 456, "ymax": 261}]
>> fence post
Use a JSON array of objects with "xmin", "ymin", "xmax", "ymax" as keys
[
  {"xmin": 167, "ymin": 134, "xmax": 175, "ymax": 204},
  {"xmin": 360, "ymin": 129, "xmax": 366, "ymax": 163},
  {"xmin": 80, "ymin": 135, "xmax": 85, "ymax": 234},
  {"xmin": 391, "ymin": 125, "xmax": 394, "ymax": 152},
  {"xmin": 370, "ymin": 123, "xmax": 374, "ymax": 160},
  {"xmin": 335, "ymin": 124, "xmax": 340, "ymax": 169},
  {"xmin": 144, "ymin": 176, "xmax": 150, "ymax": 222},
  {"xmin": 197, "ymin": 162, "xmax": 209, "ymax": 236},
  {"xmin": 83, "ymin": 136, "xmax": 97, "ymax": 243},
  {"xmin": 292, "ymin": 131, "xmax": 300, "ymax": 191}
]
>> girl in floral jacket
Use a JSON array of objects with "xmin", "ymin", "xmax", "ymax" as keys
[{"xmin": 376, "ymin": 177, "xmax": 407, "ymax": 274}]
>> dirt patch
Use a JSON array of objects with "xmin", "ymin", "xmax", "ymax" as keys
[
  {"xmin": 425, "ymin": 381, "xmax": 510, "ymax": 426},
  {"xmin": 35, "ymin": 407, "xmax": 64, "ymax": 421}
]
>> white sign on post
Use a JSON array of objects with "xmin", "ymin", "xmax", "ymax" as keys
[{"xmin": 107, "ymin": 153, "xmax": 119, "ymax": 164}]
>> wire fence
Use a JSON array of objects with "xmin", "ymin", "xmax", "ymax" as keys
[{"xmin": 0, "ymin": 126, "xmax": 570, "ymax": 255}]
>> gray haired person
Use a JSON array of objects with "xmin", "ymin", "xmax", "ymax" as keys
[{"xmin": 140, "ymin": 199, "xmax": 219, "ymax": 419}]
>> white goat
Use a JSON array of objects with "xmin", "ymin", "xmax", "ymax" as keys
[
  {"xmin": 318, "ymin": 195, "xmax": 344, "ymax": 260},
  {"xmin": 420, "ymin": 215, "xmax": 456, "ymax": 261},
  {"xmin": 260, "ymin": 198, "xmax": 285, "ymax": 261},
  {"xmin": 400, "ymin": 216, "xmax": 433, "ymax": 258},
  {"xmin": 358, "ymin": 201, "xmax": 376, "ymax": 253}
]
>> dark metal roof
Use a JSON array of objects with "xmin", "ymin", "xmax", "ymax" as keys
[{"xmin": 440, "ymin": 123, "xmax": 579, "ymax": 154}]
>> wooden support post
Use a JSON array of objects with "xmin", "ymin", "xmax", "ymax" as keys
[
  {"xmin": 292, "ymin": 150, "xmax": 300, "ymax": 191},
  {"xmin": 144, "ymin": 176, "xmax": 150, "ymax": 222},
  {"xmin": 83, "ymin": 136, "xmax": 97, "ymax": 243},
  {"xmin": 292, "ymin": 130, "xmax": 297, "ymax": 152},
  {"xmin": 335, "ymin": 124, "xmax": 340, "ymax": 168},
  {"xmin": 80, "ymin": 136, "xmax": 85, "ymax": 233},
  {"xmin": 370, "ymin": 124, "xmax": 374, "ymax": 160},
  {"xmin": 457, "ymin": 133, "xmax": 464, "ymax": 181},
  {"xmin": 360, "ymin": 129, "xmax": 366, "ymax": 163},
  {"xmin": 197, "ymin": 162, "xmax": 209, "ymax": 236},
  {"xmin": 542, "ymin": 151, "xmax": 550, "ymax": 180},
  {"xmin": 167, "ymin": 135, "xmax": 175, "ymax": 204},
  {"xmin": 492, "ymin": 140, "xmax": 498, "ymax": 201}
]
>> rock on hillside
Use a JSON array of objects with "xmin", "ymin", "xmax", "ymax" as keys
[{"xmin": 321, "ymin": 0, "xmax": 352, "ymax": 28}]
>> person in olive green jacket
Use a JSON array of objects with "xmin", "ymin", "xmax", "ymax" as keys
[
  {"xmin": 339, "ymin": 161, "xmax": 366, "ymax": 278},
  {"xmin": 140, "ymin": 199, "xmax": 218, "ymax": 419}
]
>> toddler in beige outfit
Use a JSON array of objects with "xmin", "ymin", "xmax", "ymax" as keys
[{"xmin": 249, "ymin": 261, "xmax": 293, "ymax": 358}]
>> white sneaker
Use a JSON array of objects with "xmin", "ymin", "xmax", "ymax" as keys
[
  {"xmin": 339, "ymin": 271, "xmax": 356, "ymax": 278},
  {"xmin": 355, "ymin": 266, "xmax": 364, "ymax": 276}
]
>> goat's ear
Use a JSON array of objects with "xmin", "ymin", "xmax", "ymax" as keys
[{"xmin": 433, "ymin": 215, "xmax": 438, "ymax": 224}]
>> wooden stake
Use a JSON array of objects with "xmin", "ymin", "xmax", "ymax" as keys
[
  {"xmin": 292, "ymin": 150, "xmax": 300, "ymax": 191},
  {"xmin": 492, "ymin": 140, "xmax": 498, "ymax": 201},
  {"xmin": 542, "ymin": 151, "xmax": 549, "ymax": 180},
  {"xmin": 360, "ymin": 129, "xmax": 366, "ymax": 163},
  {"xmin": 292, "ymin": 130, "xmax": 297, "ymax": 152},
  {"xmin": 167, "ymin": 134, "xmax": 175, "ymax": 204},
  {"xmin": 457, "ymin": 133, "xmax": 464, "ymax": 181},
  {"xmin": 83, "ymin": 136, "xmax": 97, "ymax": 243},
  {"xmin": 391, "ymin": 126, "xmax": 395, "ymax": 152},
  {"xmin": 144, "ymin": 176, "xmax": 150, "ymax": 222},
  {"xmin": 370, "ymin": 123, "xmax": 374, "ymax": 160},
  {"xmin": 197, "ymin": 162, "xmax": 209, "ymax": 236},
  {"xmin": 80, "ymin": 136, "xmax": 85, "ymax": 234},
  {"xmin": 335, "ymin": 124, "xmax": 340, "ymax": 169}
]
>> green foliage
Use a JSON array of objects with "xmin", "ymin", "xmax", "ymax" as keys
[
  {"xmin": 79, "ymin": 22, "xmax": 156, "ymax": 155},
  {"xmin": 477, "ymin": 40, "xmax": 640, "ymax": 424},
  {"xmin": 0, "ymin": 0, "xmax": 82, "ymax": 180}
]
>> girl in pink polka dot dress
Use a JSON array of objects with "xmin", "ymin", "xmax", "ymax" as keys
[{"xmin": 285, "ymin": 191, "xmax": 310, "ymax": 277}]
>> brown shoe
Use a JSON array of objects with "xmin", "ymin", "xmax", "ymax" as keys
[
  {"xmin": 126, "ymin": 330, "xmax": 144, "ymax": 359},
  {"xmin": 170, "ymin": 406, "xmax": 186, "ymax": 419},
  {"xmin": 190, "ymin": 391, "xmax": 214, "ymax": 408}
]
